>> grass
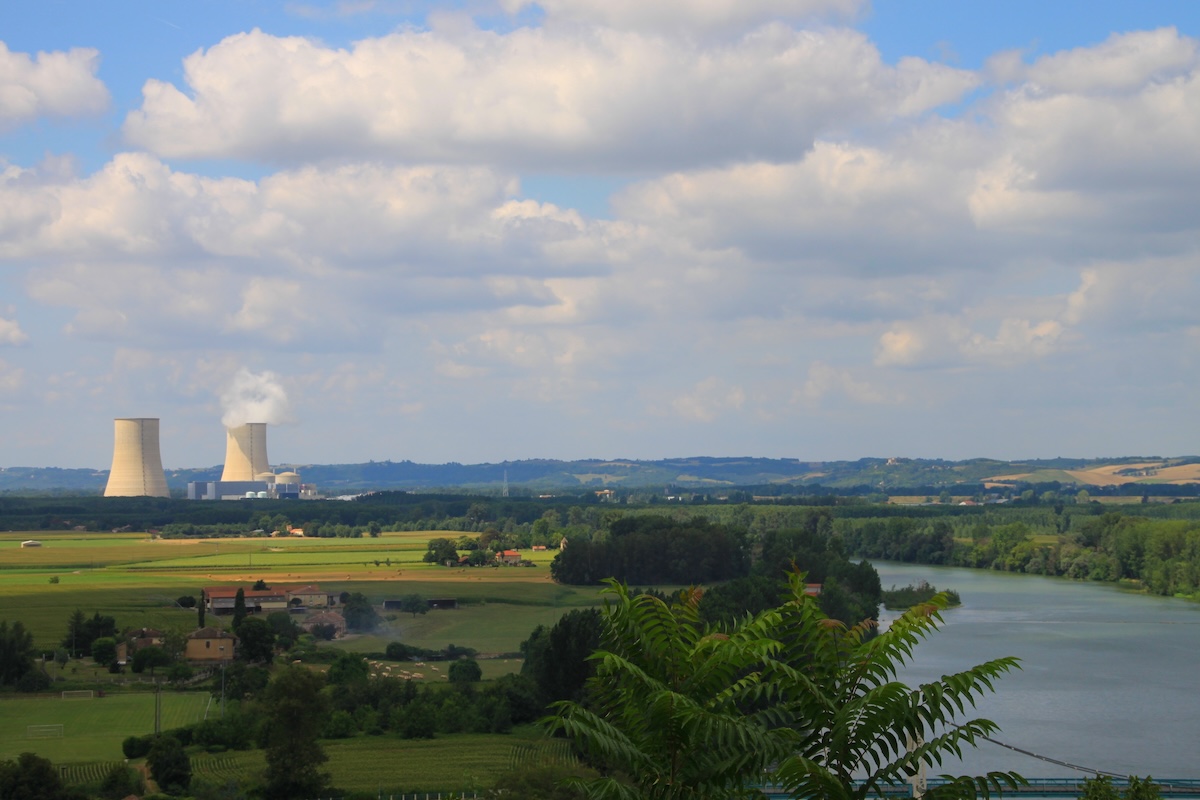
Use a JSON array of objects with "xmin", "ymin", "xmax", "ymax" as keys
[
  {"xmin": 188, "ymin": 732, "xmax": 576, "ymax": 793},
  {"xmin": 0, "ymin": 691, "xmax": 211, "ymax": 762}
]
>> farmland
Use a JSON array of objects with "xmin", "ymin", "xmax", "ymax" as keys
[
  {"xmin": 0, "ymin": 529, "xmax": 601, "ymax": 651},
  {"xmin": 185, "ymin": 732, "xmax": 577, "ymax": 793}
]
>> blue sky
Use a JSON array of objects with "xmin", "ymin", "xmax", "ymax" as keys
[{"xmin": 2, "ymin": 1, "xmax": 1200, "ymax": 470}]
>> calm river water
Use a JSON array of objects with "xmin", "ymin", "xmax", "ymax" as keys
[{"xmin": 872, "ymin": 562, "xmax": 1200, "ymax": 779}]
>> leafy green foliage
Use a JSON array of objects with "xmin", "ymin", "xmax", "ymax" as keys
[
  {"xmin": 234, "ymin": 617, "xmax": 276, "ymax": 664},
  {"xmin": 98, "ymin": 763, "xmax": 144, "ymax": 800},
  {"xmin": 0, "ymin": 752, "xmax": 83, "ymax": 800},
  {"xmin": 551, "ymin": 576, "xmax": 1022, "ymax": 800},
  {"xmin": 448, "ymin": 658, "xmax": 483, "ymax": 684},
  {"xmin": 521, "ymin": 608, "xmax": 603, "ymax": 705},
  {"xmin": 0, "ymin": 619, "xmax": 37, "ymax": 686},
  {"xmin": 769, "ymin": 581, "xmax": 1022, "ymax": 800},
  {"xmin": 147, "ymin": 735, "xmax": 192, "ymax": 793},
  {"xmin": 258, "ymin": 666, "xmax": 331, "ymax": 800},
  {"xmin": 341, "ymin": 593, "xmax": 380, "ymax": 632},
  {"xmin": 550, "ymin": 582, "xmax": 799, "ymax": 800},
  {"xmin": 550, "ymin": 517, "xmax": 747, "ymax": 585}
]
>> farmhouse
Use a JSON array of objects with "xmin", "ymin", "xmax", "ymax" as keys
[
  {"xmin": 203, "ymin": 584, "xmax": 334, "ymax": 614},
  {"xmin": 186, "ymin": 627, "xmax": 237, "ymax": 662},
  {"xmin": 498, "ymin": 549, "xmax": 522, "ymax": 565},
  {"xmin": 115, "ymin": 628, "xmax": 165, "ymax": 666}
]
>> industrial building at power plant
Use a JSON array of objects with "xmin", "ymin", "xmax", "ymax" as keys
[
  {"xmin": 188, "ymin": 423, "xmax": 314, "ymax": 500},
  {"xmin": 104, "ymin": 418, "xmax": 170, "ymax": 498},
  {"xmin": 103, "ymin": 417, "xmax": 316, "ymax": 499}
]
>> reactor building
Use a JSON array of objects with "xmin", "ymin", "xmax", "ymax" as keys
[
  {"xmin": 104, "ymin": 418, "xmax": 171, "ymax": 497},
  {"xmin": 188, "ymin": 423, "xmax": 308, "ymax": 500}
]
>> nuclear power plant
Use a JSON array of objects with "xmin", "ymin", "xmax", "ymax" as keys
[
  {"xmin": 104, "ymin": 418, "xmax": 171, "ymax": 497},
  {"xmin": 101, "ymin": 415, "xmax": 314, "ymax": 500},
  {"xmin": 220, "ymin": 423, "xmax": 270, "ymax": 481},
  {"xmin": 187, "ymin": 422, "xmax": 311, "ymax": 500}
]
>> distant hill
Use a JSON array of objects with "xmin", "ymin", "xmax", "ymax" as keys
[{"xmin": 4, "ymin": 455, "xmax": 1200, "ymax": 494}]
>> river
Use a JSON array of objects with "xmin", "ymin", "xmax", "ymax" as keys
[{"xmin": 872, "ymin": 562, "xmax": 1200, "ymax": 779}]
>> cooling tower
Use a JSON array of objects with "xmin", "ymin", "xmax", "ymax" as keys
[
  {"xmin": 104, "ymin": 418, "xmax": 170, "ymax": 497},
  {"xmin": 220, "ymin": 423, "xmax": 269, "ymax": 481}
]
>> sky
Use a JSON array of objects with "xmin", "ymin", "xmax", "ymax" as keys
[{"xmin": 2, "ymin": 0, "xmax": 1200, "ymax": 470}]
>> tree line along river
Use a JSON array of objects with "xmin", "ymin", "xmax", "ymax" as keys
[{"xmin": 874, "ymin": 562, "xmax": 1200, "ymax": 779}]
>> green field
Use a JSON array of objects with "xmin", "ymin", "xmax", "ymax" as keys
[
  {"xmin": 188, "ymin": 732, "xmax": 577, "ymax": 793},
  {"xmin": 0, "ymin": 530, "xmax": 600, "ymax": 651},
  {"xmin": 0, "ymin": 528, "xmax": 603, "ymax": 791},
  {"xmin": 0, "ymin": 691, "xmax": 210, "ymax": 762}
]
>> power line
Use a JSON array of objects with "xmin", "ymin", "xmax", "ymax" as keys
[{"xmin": 968, "ymin": 729, "xmax": 1124, "ymax": 778}]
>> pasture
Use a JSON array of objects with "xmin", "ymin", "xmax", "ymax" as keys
[{"xmin": 0, "ymin": 691, "xmax": 210, "ymax": 762}]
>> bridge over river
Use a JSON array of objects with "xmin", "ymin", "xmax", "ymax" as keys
[{"xmin": 756, "ymin": 780, "xmax": 1200, "ymax": 798}]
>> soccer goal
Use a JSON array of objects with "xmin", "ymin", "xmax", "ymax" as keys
[
  {"xmin": 26, "ymin": 724, "xmax": 64, "ymax": 739},
  {"xmin": 61, "ymin": 689, "xmax": 93, "ymax": 700}
]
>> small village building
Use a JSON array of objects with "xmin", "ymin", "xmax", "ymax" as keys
[
  {"xmin": 185, "ymin": 627, "xmax": 237, "ymax": 663},
  {"xmin": 498, "ymin": 549, "xmax": 522, "ymax": 565},
  {"xmin": 20, "ymin": 540, "xmax": 41, "ymax": 548}
]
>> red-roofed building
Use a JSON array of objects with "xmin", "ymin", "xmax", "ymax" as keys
[{"xmin": 498, "ymin": 549, "xmax": 522, "ymax": 565}]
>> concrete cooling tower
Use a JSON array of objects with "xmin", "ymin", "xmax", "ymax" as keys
[
  {"xmin": 220, "ymin": 423, "xmax": 269, "ymax": 481},
  {"xmin": 104, "ymin": 418, "xmax": 170, "ymax": 497}
]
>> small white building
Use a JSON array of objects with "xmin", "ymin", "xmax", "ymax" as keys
[{"xmin": 20, "ymin": 540, "xmax": 42, "ymax": 548}]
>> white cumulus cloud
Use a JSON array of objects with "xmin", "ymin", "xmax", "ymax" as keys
[
  {"xmin": 122, "ymin": 25, "xmax": 975, "ymax": 169},
  {"xmin": 0, "ymin": 42, "xmax": 109, "ymax": 129}
]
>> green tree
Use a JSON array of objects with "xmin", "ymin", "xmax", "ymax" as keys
[
  {"xmin": 551, "ymin": 577, "xmax": 1023, "ymax": 800},
  {"xmin": 1080, "ymin": 776, "xmax": 1121, "ymax": 800},
  {"xmin": 769, "ymin": 580, "xmax": 1023, "ymax": 800},
  {"xmin": 0, "ymin": 751, "xmax": 81, "ymax": 800},
  {"xmin": 1124, "ymin": 777, "xmax": 1163, "ymax": 800},
  {"xmin": 98, "ymin": 763, "xmax": 144, "ymax": 800},
  {"xmin": 91, "ymin": 637, "xmax": 118, "ymax": 668},
  {"xmin": 550, "ymin": 583, "xmax": 797, "ymax": 800},
  {"xmin": 0, "ymin": 620, "xmax": 37, "ymax": 686},
  {"xmin": 147, "ymin": 735, "xmax": 191, "ymax": 793},
  {"xmin": 399, "ymin": 593, "xmax": 429, "ymax": 618},
  {"xmin": 234, "ymin": 617, "xmax": 276, "ymax": 664},
  {"xmin": 131, "ymin": 645, "xmax": 172, "ymax": 677},
  {"xmin": 448, "ymin": 658, "xmax": 482, "ymax": 684},
  {"xmin": 341, "ymin": 593, "xmax": 380, "ymax": 632},
  {"xmin": 232, "ymin": 589, "xmax": 247, "ymax": 630},
  {"xmin": 520, "ymin": 608, "xmax": 602, "ymax": 705},
  {"xmin": 259, "ymin": 666, "xmax": 331, "ymax": 800},
  {"xmin": 423, "ymin": 538, "xmax": 459, "ymax": 564},
  {"xmin": 327, "ymin": 651, "xmax": 369, "ymax": 685}
]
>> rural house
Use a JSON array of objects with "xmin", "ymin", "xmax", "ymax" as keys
[{"xmin": 185, "ymin": 627, "xmax": 237, "ymax": 663}]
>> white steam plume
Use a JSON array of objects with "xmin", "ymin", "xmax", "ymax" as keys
[{"xmin": 220, "ymin": 368, "xmax": 291, "ymax": 428}]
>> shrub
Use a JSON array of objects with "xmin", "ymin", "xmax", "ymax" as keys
[
  {"xmin": 99, "ymin": 763, "xmax": 144, "ymax": 800},
  {"xmin": 322, "ymin": 710, "xmax": 358, "ymax": 739},
  {"xmin": 15, "ymin": 669, "xmax": 51, "ymax": 692},
  {"xmin": 122, "ymin": 735, "xmax": 152, "ymax": 759}
]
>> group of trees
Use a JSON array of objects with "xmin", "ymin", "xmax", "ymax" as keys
[
  {"xmin": 550, "ymin": 517, "xmax": 748, "ymax": 585},
  {"xmin": 0, "ymin": 620, "xmax": 38, "ymax": 690},
  {"xmin": 836, "ymin": 509, "xmax": 1200, "ymax": 598}
]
